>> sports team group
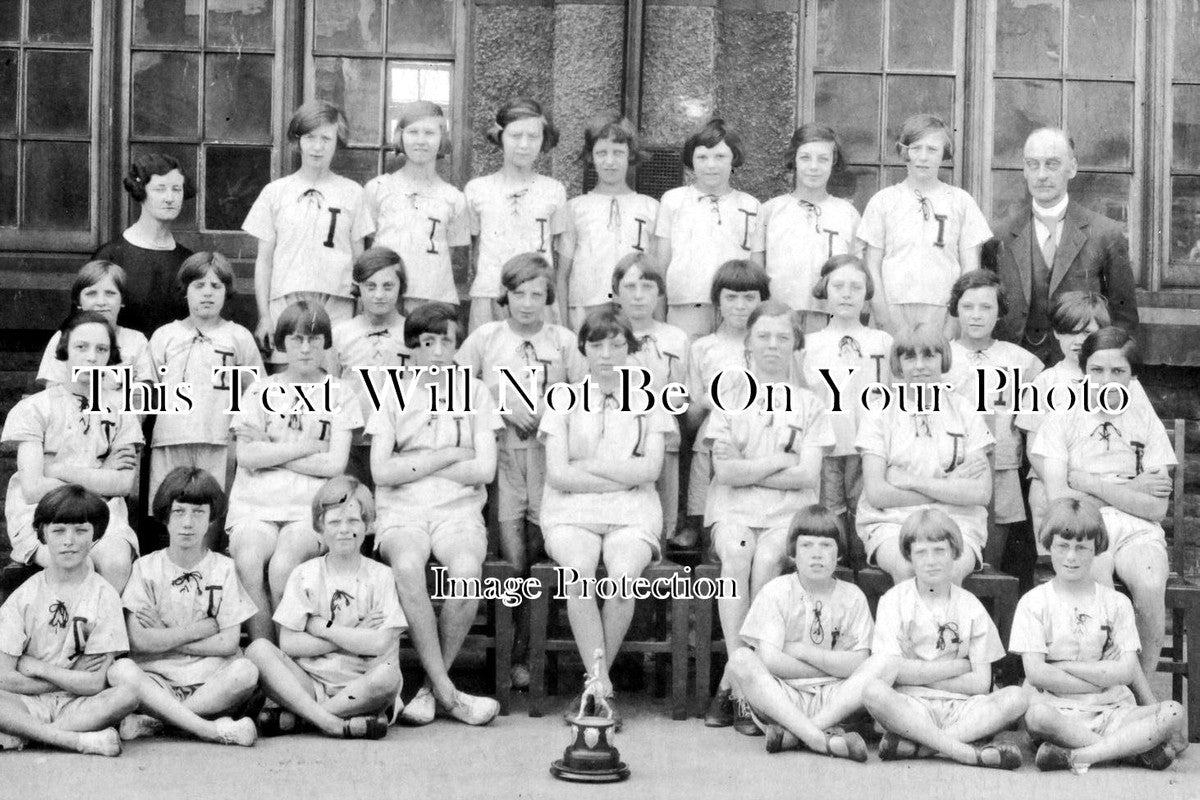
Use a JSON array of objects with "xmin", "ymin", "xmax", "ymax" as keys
[{"xmin": 0, "ymin": 92, "xmax": 1186, "ymax": 774}]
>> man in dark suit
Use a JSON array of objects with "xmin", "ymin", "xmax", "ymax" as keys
[{"xmin": 993, "ymin": 127, "xmax": 1139, "ymax": 365}]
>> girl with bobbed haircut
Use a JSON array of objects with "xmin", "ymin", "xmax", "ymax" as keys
[
  {"xmin": 811, "ymin": 254, "xmax": 874, "ymax": 301},
  {"xmin": 783, "ymin": 123, "xmax": 845, "ymax": 173},
  {"xmin": 123, "ymin": 153, "xmax": 197, "ymax": 202},
  {"xmin": 33, "ymin": 484, "xmax": 110, "ymax": 543},
  {"xmin": 575, "ymin": 307, "xmax": 640, "ymax": 357},
  {"xmin": 392, "ymin": 100, "xmax": 451, "ymax": 158},
  {"xmin": 898, "ymin": 507, "xmax": 964, "ymax": 562},
  {"xmin": 745, "ymin": 299, "xmax": 805, "ymax": 352},
  {"xmin": 859, "ymin": 112, "xmax": 991, "ymax": 336},
  {"xmin": 466, "ymin": 98, "xmax": 568, "ymax": 331},
  {"xmin": 151, "ymin": 466, "xmax": 227, "ymax": 526},
  {"xmin": 498, "ymin": 252, "xmax": 556, "ymax": 307},
  {"xmin": 1037, "ymin": 496, "xmax": 1108, "ymax": 554},
  {"xmin": 348, "ymin": 246, "xmax": 406, "ymax": 300},
  {"xmin": 888, "ymin": 321, "xmax": 952, "ymax": 377},
  {"xmin": 286, "ymin": 99, "xmax": 351, "ymax": 148},
  {"xmin": 244, "ymin": 99, "xmax": 373, "ymax": 365},
  {"xmin": 785, "ymin": 503, "xmax": 844, "ymax": 558},
  {"xmin": 176, "ymin": 250, "xmax": 236, "ymax": 298},
  {"xmin": 947, "ymin": 268, "xmax": 1009, "ymax": 319},
  {"xmin": 272, "ymin": 299, "xmax": 333, "ymax": 353},
  {"xmin": 654, "ymin": 118, "xmax": 762, "ymax": 339},
  {"xmin": 366, "ymin": 101, "xmax": 465, "ymax": 311},
  {"xmin": 558, "ymin": 113, "xmax": 658, "ymax": 327},
  {"xmin": 403, "ymin": 301, "xmax": 463, "ymax": 350},
  {"xmin": 311, "ymin": 474, "xmax": 376, "ymax": 533},
  {"xmin": 52, "ymin": 309, "xmax": 123, "ymax": 365},
  {"xmin": 578, "ymin": 113, "xmax": 645, "ymax": 165},
  {"xmin": 485, "ymin": 97, "xmax": 559, "ymax": 152},
  {"xmin": 1080, "ymin": 326, "xmax": 1140, "ymax": 376},
  {"xmin": 682, "ymin": 118, "xmax": 745, "ymax": 170},
  {"xmin": 709, "ymin": 258, "xmax": 771, "ymax": 308}
]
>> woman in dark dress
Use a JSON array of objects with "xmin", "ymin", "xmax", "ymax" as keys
[{"xmin": 94, "ymin": 153, "xmax": 196, "ymax": 335}]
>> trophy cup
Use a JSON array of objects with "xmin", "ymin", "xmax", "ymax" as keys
[{"xmin": 550, "ymin": 649, "xmax": 629, "ymax": 783}]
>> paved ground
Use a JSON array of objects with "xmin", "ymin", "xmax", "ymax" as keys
[{"xmin": 7, "ymin": 679, "xmax": 1197, "ymax": 800}]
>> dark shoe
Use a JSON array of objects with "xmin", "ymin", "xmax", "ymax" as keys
[
  {"xmin": 1136, "ymin": 742, "xmax": 1176, "ymax": 771},
  {"xmin": 1034, "ymin": 742, "xmax": 1074, "ymax": 772},
  {"xmin": 878, "ymin": 731, "xmax": 918, "ymax": 761},
  {"xmin": 341, "ymin": 714, "xmax": 388, "ymax": 740},
  {"xmin": 974, "ymin": 741, "xmax": 1023, "ymax": 770},
  {"xmin": 256, "ymin": 706, "xmax": 298, "ymax": 738},
  {"xmin": 733, "ymin": 697, "xmax": 763, "ymax": 736},
  {"xmin": 703, "ymin": 687, "xmax": 734, "ymax": 728}
]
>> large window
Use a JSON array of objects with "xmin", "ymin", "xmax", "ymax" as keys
[
  {"xmin": 0, "ymin": 0, "xmax": 104, "ymax": 250},
  {"xmin": 798, "ymin": 0, "xmax": 1146, "ymax": 276},
  {"xmin": 1166, "ymin": 0, "xmax": 1200, "ymax": 287},
  {"xmin": 307, "ymin": 0, "xmax": 460, "ymax": 186},
  {"xmin": 800, "ymin": 0, "xmax": 967, "ymax": 210},
  {"xmin": 123, "ymin": 0, "xmax": 282, "ymax": 235}
]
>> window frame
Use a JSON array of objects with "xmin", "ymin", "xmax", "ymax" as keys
[{"xmin": 0, "ymin": 0, "xmax": 109, "ymax": 253}]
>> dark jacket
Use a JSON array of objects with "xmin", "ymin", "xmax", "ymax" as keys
[{"xmin": 993, "ymin": 200, "xmax": 1139, "ymax": 343}]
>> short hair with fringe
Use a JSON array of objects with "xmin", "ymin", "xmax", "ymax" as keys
[
  {"xmin": 287, "ymin": 100, "xmax": 349, "ymax": 148},
  {"xmin": 811, "ymin": 254, "xmax": 874, "ymax": 301},
  {"xmin": 948, "ymin": 269, "xmax": 1009, "ymax": 320},
  {"xmin": 896, "ymin": 113, "xmax": 953, "ymax": 162},
  {"xmin": 577, "ymin": 308, "xmax": 639, "ymax": 357},
  {"xmin": 54, "ymin": 309, "xmax": 122, "ymax": 365},
  {"xmin": 486, "ymin": 97, "xmax": 559, "ymax": 152},
  {"xmin": 312, "ymin": 475, "xmax": 376, "ymax": 533},
  {"xmin": 747, "ymin": 299, "xmax": 804, "ymax": 352},
  {"xmin": 784, "ymin": 123, "xmax": 844, "ymax": 174},
  {"xmin": 393, "ymin": 100, "xmax": 451, "ymax": 158},
  {"xmin": 710, "ymin": 259, "xmax": 770, "ymax": 307},
  {"xmin": 1038, "ymin": 497, "xmax": 1108, "ymax": 555},
  {"xmin": 351, "ymin": 247, "xmax": 406, "ymax": 300},
  {"xmin": 612, "ymin": 252, "xmax": 665, "ymax": 298},
  {"xmin": 579, "ymin": 113, "xmax": 645, "ymax": 166},
  {"xmin": 404, "ymin": 301, "xmax": 462, "ymax": 349},
  {"xmin": 273, "ymin": 301, "xmax": 333, "ymax": 352},
  {"xmin": 72, "ymin": 260, "xmax": 127, "ymax": 309},
  {"xmin": 1080, "ymin": 326, "xmax": 1140, "ymax": 376},
  {"xmin": 890, "ymin": 323, "xmax": 952, "ymax": 377},
  {"xmin": 899, "ymin": 508, "xmax": 963, "ymax": 561},
  {"xmin": 786, "ymin": 504, "xmax": 843, "ymax": 559},
  {"xmin": 152, "ymin": 467, "xmax": 227, "ymax": 525},
  {"xmin": 682, "ymin": 118, "xmax": 745, "ymax": 170},
  {"xmin": 1050, "ymin": 291, "xmax": 1111, "ymax": 334},
  {"xmin": 34, "ymin": 484, "xmax": 109, "ymax": 543},
  {"xmin": 177, "ymin": 251, "xmax": 235, "ymax": 301},
  {"xmin": 498, "ymin": 252, "xmax": 555, "ymax": 307}
]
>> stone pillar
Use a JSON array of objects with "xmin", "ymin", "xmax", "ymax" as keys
[{"xmin": 640, "ymin": 0, "xmax": 719, "ymax": 149}]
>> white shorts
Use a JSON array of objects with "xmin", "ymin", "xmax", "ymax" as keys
[
  {"xmin": 891, "ymin": 688, "xmax": 994, "ymax": 730},
  {"xmin": 544, "ymin": 522, "xmax": 661, "ymax": 565},
  {"xmin": 1027, "ymin": 686, "xmax": 1138, "ymax": 739},
  {"xmin": 376, "ymin": 512, "xmax": 487, "ymax": 565}
]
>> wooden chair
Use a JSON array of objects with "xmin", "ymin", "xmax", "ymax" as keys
[{"xmin": 526, "ymin": 558, "xmax": 690, "ymax": 720}]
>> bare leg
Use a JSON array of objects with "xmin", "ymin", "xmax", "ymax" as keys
[
  {"xmin": 183, "ymin": 658, "xmax": 260, "ymax": 718},
  {"xmin": 498, "ymin": 518, "xmax": 529, "ymax": 667},
  {"xmin": 230, "ymin": 523, "xmax": 278, "ymax": 642},
  {"xmin": 873, "ymin": 540, "xmax": 914, "ymax": 585},
  {"xmin": 599, "ymin": 537, "xmax": 654, "ymax": 666},
  {"xmin": 714, "ymin": 525, "xmax": 756, "ymax": 692},
  {"xmin": 245, "ymin": 639, "xmax": 348, "ymax": 736},
  {"xmin": 1061, "ymin": 702, "xmax": 1184, "ymax": 767},
  {"xmin": 554, "ymin": 536, "xmax": 606, "ymax": 688},
  {"xmin": 1114, "ymin": 543, "xmax": 1169, "ymax": 689},
  {"xmin": 268, "ymin": 527, "xmax": 322, "ymax": 610},
  {"xmin": 434, "ymin": 547, "xmax": 485, "ymax": 681},
  {"xmin": 0, "ymin": 689, "xmax": 131, "ymax": 755},
  {"xmin": 381, "ymin": 536, "xmax": 453, "ymax": 699},
  {"xmin": 322, "ymin": 662, "xmax": 403, "ymax": 718},
  {"xmin": 90, "ymin": 535, "xmax": 134, "ymax": 593},
  {"xmin": 107, "ymin": 659, "xmax": 229, "ymax": 742}
]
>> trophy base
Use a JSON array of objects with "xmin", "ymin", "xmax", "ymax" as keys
[{"xmin": 550, "ymin": 760, "xmax": 630, "ymax": 783}]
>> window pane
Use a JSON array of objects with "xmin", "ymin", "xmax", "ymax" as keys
[
  {"xmin": 814, "ymin": 73, "xmax": 880, "ymax": 162},
  {"xmin": 885, "ymin": 75, "xmax": 954, "ymax": 164},
  {"xmin": 25, "ymin": 51, "xmax": 90, "ymax": 136},
  {"xmin": 888, "ymin": 0, "xmax": 953, "ymax": 71},
  {"xmin": 314, "ymin": 57, "xmax": 381, "ymax": 146},
  {"xmin": 995, "ymin": 0, "xmax": 1061, "ymax": 75},
  {"xmin": 990, "ymin": 169, "xmax": 1028, "ymax": 225},
  {"xmin": 1175, "ymin": 0, "xmax": 1200, "ymax": 80},
  {"xmin": 331, "ymin": 148, "xmax": 380, "ymax": 186},
  {"xmin": 1067, "ymin": 0, "xmax": 1132, "ymax": 79},
  {"xmin": 204, "ymin": 145, "xmax": 270, "ymax": 230},
  {"xmin": 132, "ymin": 52, "xmax": 199, "ymax": 138},
  {"xmin": 208, "ymin": 0, "xmax": 274, "ymax": 49},
  {"xmin": 1072, "ymin": 172, "xmax": 1130, "ymax": 228},
  {"xmin": 0, "ymin": 3, "xmax": 18, "ymax": 41},
  {"xmin": 388, "ymin": 0, "xmax": 453, "ymax": 56},
  {"xmin": 815, "ymin": 0, "xmax": 882, "ymax": 70},
  {"xmin": 315, "ymin": 0, "xmax": 383, "ymax": 53},
  {"xmin": 830, "ymin": 165, "xmax": 879, "ymax": 213},
  {"xmin": 386, "ymin": 61, "xmax": 451, "ymax": 143},
  {"xmin": 129, "ymin": 143, "xmax": 199, "ymax": 231},
  {"xmin": 0, "ymin": 50, "xmax": 15, "ymax": 135},
  {"xmin": 992, "ymin": 78, "xmax": 1060, "ymax": 165},
  {"xmin": 24, "ymin": 140, "xmax": 90, "ymax": 229},
  {"xmin": 204, "ymin": 54, "xmax": 272, "ymax": 142},
  {"xmin": 1173, "ymin": 85, "xmax": 1200, "ymax": 170},
  {"xmin": 1066, "ymin": 81, "xmax": 1131, "ymax": 169},
  {"xmin": 1170, "ymin": 175, "xmax": 1200, "ymax": 263},
  {"xmin": 133, "ymin": 0, "xmax": 200, "ymax": 46},
  {"xmin": 0, "ymin": 140, "xmax": 15, "ymax": 226},
  {"xmin": 28, "ymin": 0, "xmax": 91, "ymax": 44}
]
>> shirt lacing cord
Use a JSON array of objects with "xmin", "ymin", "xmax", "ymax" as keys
[
  {"xmin": 699, "ymin": 193, "xmax": 722, "ymax": 226},
  {"xmin": 798, "ymin": 198, "xmax": 823, "ymax": 232},
  {"xmin": 914, "ymin": 189, "xmax": 935, "ymax": 222},
  {"xmin": 172, "ymin": 571, "xmax": 204, "ymax": 593},
  {"xmin": 607, "ymin": 196, "xmax": 621, "ymax": 232},
  {"xmin": 507, "ymin": 188, "xmax": 529, "ymax": 216},
  {"xmin": 299, "ymin": 187, "xmax": 327, "ymax": 208},
  {"xmin": 838, "ymin": 335, "xmax": 862, "ymax": 359}
]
